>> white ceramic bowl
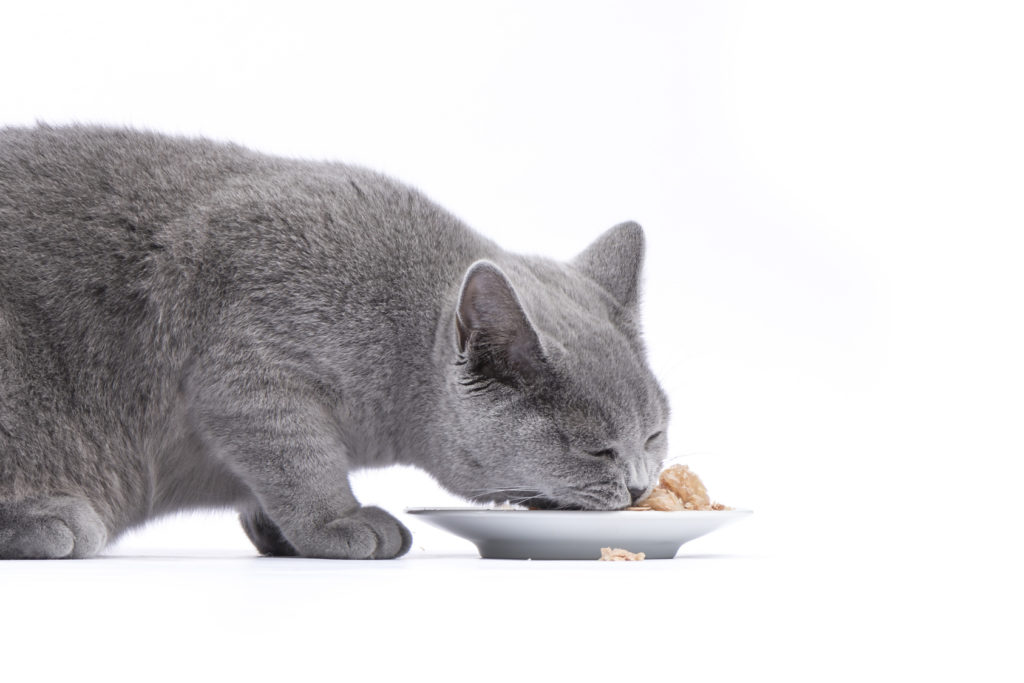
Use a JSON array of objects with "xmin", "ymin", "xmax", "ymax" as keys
[{"xmin": 406, "ymin": 507, "xmax": 752, "ymax": 560}]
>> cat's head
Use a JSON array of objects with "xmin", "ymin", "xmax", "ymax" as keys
[{"xmin": 439, "ymin": 222, "xmax": 670, "ymax": 510}]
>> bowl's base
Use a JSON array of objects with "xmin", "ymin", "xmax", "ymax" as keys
[{"xmin": 475, "ymin": 540, "xmax": 681, "ymax": 560}]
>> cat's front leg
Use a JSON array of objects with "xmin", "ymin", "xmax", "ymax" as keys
[
  {"xmin": 192, "ymin": 380, "xmax": 411, "ymax": 559},
  {"xmin": 239, "ymin": 506, "xmax": 297, "ymax": 557}
]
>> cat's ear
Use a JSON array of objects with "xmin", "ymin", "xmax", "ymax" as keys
[
  {"xmin": 455, "ymin": 261, "xmax": 545, "ymax": 384},
  {"xmin": 573, "ymin": 221, "xmax": 645, "ymax": 310}
]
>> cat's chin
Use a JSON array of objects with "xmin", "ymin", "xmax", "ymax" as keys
[
  {"xmin": 519, "ymin": 496, "xmax": 621, "ymax": 511},
  {"xmin": 521, "ymin": 497, "xmax": 582, "ymax": 511}
]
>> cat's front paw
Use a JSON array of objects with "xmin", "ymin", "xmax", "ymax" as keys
[
  {"xmin": 299, "ymin": 506, "xmax": 412, "ymax": 559},
  {"xmin": 0, "ymin": 496, "xmax": 107, "ymax": 559}
]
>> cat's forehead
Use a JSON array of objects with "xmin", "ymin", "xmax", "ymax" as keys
[
  {"xmin": 549, "ymin": 334, "xmax": 658, "ymax": 416},
  {"xmin": 501, "ymin": 256, "xmax": 668, "ymax": 431},
  {"xmin": 537, "ymin": 319, "xmax": 666, "ymax": 437},
  {"xmin": 504, "ymin": 257, "xmax": 621, "ymax": 336}
]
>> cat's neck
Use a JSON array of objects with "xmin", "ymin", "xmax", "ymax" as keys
[{"xmin": 379, "ymin": 223, "xmax": 505, "ymax": 468}]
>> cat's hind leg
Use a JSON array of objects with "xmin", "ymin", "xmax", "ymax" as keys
[{"xmin": 0, "ymin": 496, "xmax": 108, "ymax": 559}]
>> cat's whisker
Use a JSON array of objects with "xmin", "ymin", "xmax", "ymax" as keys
[
  {"xmin": 465, "ymin": 486, "xmax": 543, "ymax": 495},
  {"xmin": 662, "ymin": 451, "xmax": 718, "ymax": 466},
  {"xmin": 465, "ymin": 485, "xmax": 560, "ymax": 508}
]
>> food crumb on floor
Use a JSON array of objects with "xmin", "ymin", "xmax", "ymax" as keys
[{"xmin": 599, "ymin": 547, "xmax": 645, "ymax": 561}]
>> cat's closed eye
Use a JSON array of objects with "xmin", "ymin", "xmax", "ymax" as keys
[
  {"xmin": 645, "ymin": 431, "xmax": 665, "ymax": 449},
  {"xmin": 586, "ymin": 448, "xmax": 617, "ymax": 460}
]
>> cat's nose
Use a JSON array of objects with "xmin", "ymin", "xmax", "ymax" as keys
[{"xmin": 628, "ymin": 487, "xmax": 647, "ymax": 505}]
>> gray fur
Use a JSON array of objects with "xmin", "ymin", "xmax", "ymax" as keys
[{"xmin": 0, "ymin": 125, "xmax": 669, "ymax": 559}]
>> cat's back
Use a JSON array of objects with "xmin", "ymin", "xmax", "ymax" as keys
[
  {"xmin": 0, "ymin": 124, "xmax": 492, "ymax": 341},
  {"xmin": 0, "ymin": 124, "xmax": 266, "ymax": 233},
  {"xmin": 0, "ymin": 124, "xmax": 476, "ymax": 272}
]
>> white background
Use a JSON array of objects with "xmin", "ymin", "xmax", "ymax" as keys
[{"xmin": 1, "ymin": 1, "xmax": 1022, "ymax": 680}]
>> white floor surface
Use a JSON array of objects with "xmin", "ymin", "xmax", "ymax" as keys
[{"xmin": 1, "ymin": 506, "xmax": 1016, "ymax": 682}]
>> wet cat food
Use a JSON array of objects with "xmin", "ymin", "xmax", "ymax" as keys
[{"xmin": 634, "ymin": 464, "xmax": 733, "ymax": 511}]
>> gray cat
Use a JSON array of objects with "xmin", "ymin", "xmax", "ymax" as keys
[{"xmin": 0, "ymin": 125, "xmax": 669, "ymax": 559}]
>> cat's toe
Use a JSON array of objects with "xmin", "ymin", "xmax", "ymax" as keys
[
  {"xmin": 319, "ymin": 506, "xmax": 412, "ymax": 559},
  {"xmin": 51, "ymin": 497, "xmax": 107, "ymax": 558}
]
